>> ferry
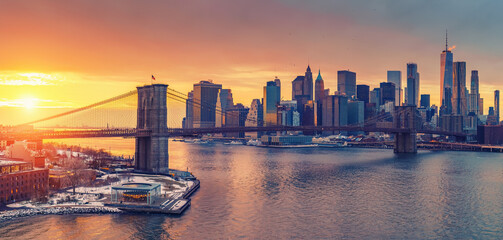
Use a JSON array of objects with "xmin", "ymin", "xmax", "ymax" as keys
[{"xmin": 224, "ymin": 140, "xmax": 243, "ymax": 145}]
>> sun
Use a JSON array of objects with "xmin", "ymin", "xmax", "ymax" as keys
[{"xmin": 19, "ymin": 97, "xmax": 38, "ymax": 110}]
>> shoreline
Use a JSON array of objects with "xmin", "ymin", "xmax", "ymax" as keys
[
  {"xmin": 0, "ymin": 177, "xmax": 200, "ymax": 223},
  {"xmin": 0, "ymin": 206, "xmax": 122, "ymax": 223}
]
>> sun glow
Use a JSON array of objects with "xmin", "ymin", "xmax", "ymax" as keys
[{"xmin": 19, "ymin": 97, "xmax": 38, "ymax": 109}]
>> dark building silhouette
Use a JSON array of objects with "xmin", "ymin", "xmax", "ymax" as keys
[
  {"xmin": 441, "ymin": 33, "xmax": 454, "ymax": 115},
  {"xmin": 365, "ymin": 103, "xmax": 376, "ymax": 120},
  {"xmin": 387, "ymin": 70, "xmax": 402, "ymax": 106},
  {"xmin": 304, "ymin": 66, "xmax": 313, "ymax": 100},
  {"xmin": 469, "ymin": 70, "xmax": 480, "ymax": 115},
  {"xmin": 420, "ymin": 94, "xmax": 430, "ymax": 108},
  {"xmin": 478, "ymin": 125, "xmax": 503, "ymax": 145},
  {"xmin": 315, "ymin": 70, "xmax": 325, "ymax": 126},
  {"xmin": 348, "ymin": 101, "xmax": 364, "ymax": 126},
  {"xmin": 453, "ymin": 61, "xmax": 467, "ymax": 116},
  {"xmin": 495, "ymin": 90, "xmax": 500, "ymax": 124},
  {"xmin": 263, "ymin": 80, "xmax": 281, "ymax": 126},
  {"xmin": 370, "ymin": 88, "xmax": 381, "ymax": 107},
  {"xmin": 357, "ymin": 84, "xmax": 370, "ymax": 103},
  {"xmin": 380, "ymin": 82, "xmax": 395, "ymax": 106},
  {"xmin": 184, "ymin": 91, "xmax": 194, "ymax": 128},
  {"xmin": 291, "ymin": 66, "xmax": 316, "ymax": 126},
  {"xmin": 406, "ymin": 63, "xmax": 419, "ymax": 106},
  {"xmin": 192, "ymin": 80, "xmax": 222, "ymax": 128},
  {"xmin": 225, "ymin": 104, "xmax": 250, "ymax": 138},
  {"xmin": 292, "ymin": 76, "xmax": 304, "ymax": 99},
  {"xmin": 322, "ymin": 94, "xmax": 348, "ymax": 135},
  {"xmin": 337, "ymin": 70, "xmax": 356, "ymax": 98}
]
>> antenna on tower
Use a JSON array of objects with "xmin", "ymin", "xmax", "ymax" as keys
[{"xmin": 445, "ymin": 29, "xmax": 448, "ymax": 51}]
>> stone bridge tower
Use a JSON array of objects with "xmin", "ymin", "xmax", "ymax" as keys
[
  {"xmin": 135, "ymin": 84, "xmax": 169, "ymax": 173},
  {"xmin": 393, "ymin": 106, "xmax": 418, "ymax": 153}
]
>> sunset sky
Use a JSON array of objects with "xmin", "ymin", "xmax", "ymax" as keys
[{"xmin": 1, "ymin": 0, "xmax": 503, "ymax": 125}]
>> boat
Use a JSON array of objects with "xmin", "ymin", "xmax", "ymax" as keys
[
  {"xmin": 224, "ymin": 140, "xmax": 243, "ymax": 145},
  {"xmin": 192, "ymin": 139, "xmax": 209, "ymax": 144},
  {"xmin": 246, "ymin": 139, "xmax": 262, "ymax": 146},
  {"xmin": 257, "ymin": 144, "xmax": 319, "ymax": 148}
]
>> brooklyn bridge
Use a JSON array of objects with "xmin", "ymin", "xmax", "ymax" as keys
[{"xmin": 0, "ymin": 84, "xmax": 468, "ymax": 173}]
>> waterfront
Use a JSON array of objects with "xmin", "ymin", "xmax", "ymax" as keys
[{"xmin": 2, "ymin": 140, "xmax": 503, "ymax": 239}]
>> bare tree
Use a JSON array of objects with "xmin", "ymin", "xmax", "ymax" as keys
[{"xmin": 63, "ymin": 158, "xmax": 93, "ymax": 195}]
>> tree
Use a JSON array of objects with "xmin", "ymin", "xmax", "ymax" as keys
[{"xmin": 63, "ymin": 158, "xmax": 94, "ymax": 195}]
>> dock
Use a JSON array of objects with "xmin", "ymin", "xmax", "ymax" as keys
[{"xmin": 105, "ymin": 179, "xmax": 200, "ymax": 215}]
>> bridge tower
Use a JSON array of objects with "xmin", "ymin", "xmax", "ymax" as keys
[
  {"xmin": 135, "ymin": 84, "xmax": 169, "ymax": 173},
  {"xmin": 393, "ymin": 106, "xmax": 417, "ymax": 153}
]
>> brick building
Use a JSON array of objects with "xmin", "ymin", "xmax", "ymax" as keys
[{"xmin": 0, "ymin": 159, "xmax": 48, "ymax": 205}]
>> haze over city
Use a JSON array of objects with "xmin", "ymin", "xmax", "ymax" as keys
[
  {"xmin": 1, "ymin": 0, "xmax": 503, "ymax": 125},
  {"xmin": 3, "ymin": 1, "xmax": 503, "ymax": 239}
]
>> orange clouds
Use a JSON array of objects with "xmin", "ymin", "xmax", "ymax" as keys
[{"xmin": 0, "ymin": 0, "xmax": 501, "ymax": 124}]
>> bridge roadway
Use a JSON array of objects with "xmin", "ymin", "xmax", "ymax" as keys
[{"xmin": 0, "ymin": 125, "xmax": 466, "ymax": 140}]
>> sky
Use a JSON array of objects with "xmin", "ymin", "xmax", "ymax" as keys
[{"xmin": 1, "ymin": 0, "xmax": 503, "ymax": 125}]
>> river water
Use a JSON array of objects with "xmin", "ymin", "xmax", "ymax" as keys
[{"xmin": 1, "ymin": 140, "xmax": 503, "ymax": 239}]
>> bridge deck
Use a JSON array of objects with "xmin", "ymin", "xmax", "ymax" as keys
[{"xmin": 0, "ymin": 126, "xmax": 466, "ymax": 140}]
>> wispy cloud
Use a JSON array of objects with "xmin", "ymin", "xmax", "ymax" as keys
[
  {"xmin": 0, "ymin": 72, "xmax": 62, "ymax": 86},
  {"xmin": 0, "ymin": 98, "xmax": 72, "ymax": 108}
]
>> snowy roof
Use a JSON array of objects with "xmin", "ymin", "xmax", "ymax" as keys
[
  {"xmin": 112, "ymin": 182, "xmax": 161, "ymax": 191},
  {"xmin": 0, "ymin": 158, "xmax": 29, "ymax": 167}
]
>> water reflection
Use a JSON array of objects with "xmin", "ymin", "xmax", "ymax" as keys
[{"xmin": 2, "ymin": 142, "xmax": 503, "ymax": 239}]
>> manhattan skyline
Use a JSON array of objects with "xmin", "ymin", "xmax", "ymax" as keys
[{"xmin": 1, "ymin": 0, "xmax": 503, "ymax": 124}]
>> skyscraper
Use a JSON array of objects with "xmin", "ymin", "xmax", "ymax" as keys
[
  {"xmin": 219, "ymin": 89, "xmax": 234, "ymax": 111},
  {"xmin": 347, "ymin": 101, "xmax": 364, "ymax": 126},
  {"xmin": 322, "ymin": 94, "xmax": 348, "ymax": 134},
  {"xmin": 453, "ymin": 61, "xmax": 467, "ymax": 116},
  {"xmin": 245, "ymin": 99, "xmax": 264, "ymax": 138},
  {"xmin": 304, "ymin": 65, "xmax": 313, "ymax": 100},
  {"xmin": 291, "ymin": 66, "xmax": 315, "ymax": 126},
  {"xmin": 277, "ymin": 100, "xmax": 300, "ymax": 127},
  {"xmin": 225, "ymin": 104, "xmax": 249, "ymax": 138},
  {"xmin": 263, "ymin": 80, "xmax": 281, "ymax": 126},
  {"xmin": 215, "ymin": 89, "xmax": 234, "ymax": 127},
  {"xmin": 315, "ymin": 70, "xmax": 325, "ymax": 126},
  {"xmin": 370, "ymin": 88, "xmax": 381, "ymax": 107},
  {"xmin": 315, "ymin": 70, "xmax": 325, "ymax": 103},
  {"xmin": 274, "ymin": 77, "xmax": 281, "ymax": 93},
  {"xmin": 215, "ymin": 91, "xmax": 223, "ymax": 127},
  {"xmin": 495, "ymin": 90, "xmax": 500, "ymax": 123},
  {"xmin": 184, "ymin": 91, "xmax": 194, "ymax": 128},
  {"xmin": 387, "ymin": 71, "xmax": 402, "ymax": 106},
  {"xmin": 337, "ymin": 70, "xmax": 356, "ymax": 98},
  {"xmin": 292, "ymin": 76, "xmax": 304, "ymax": 99},
  {"xmin": 192, "ymin": 80, "xmax": 222, "ymax": 128},
  {"xmin": 356, "ymin": 84, "xmax": 370, "ymax": 103},
  {"xmin": 380, "ymin": 82, "xmax": 395, "ymax": 106},
  {"xmin": 441, "ymin": 33, "xmax": 454, "ymax": 114},
  {"xmin": 420, "ymin": 94, "xmax": 430, "ymax": 108},
  {"xmin": 479, "ymin": 98, "xmax": 484, "ymax": 115},
  {"xmin": 469, "ymin": 70, "xmax": 480, "ymax": 115},
  {"xmin": 406, "ymin": 63, "xmax": 420, "ymax": 106}
]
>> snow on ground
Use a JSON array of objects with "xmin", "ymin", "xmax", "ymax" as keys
[
  {"xmin": 2, "ymin": 173, "xmax": 193, "ymax": 221},
  {"xmin": 6, "ymin": 173, "xmax": 189, "ymax": 210},
  {"xmin": 0, "ymin": 207, "xmax": 121, "ymax": 223}
]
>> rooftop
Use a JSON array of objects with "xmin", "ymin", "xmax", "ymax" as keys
[
  {"xmin": 112, "ymin": 182, "xmax": 161, "ymax": 191},
  {"xmin": 0, "ymin": 158, "xmax": 29, "ymax": 167}
]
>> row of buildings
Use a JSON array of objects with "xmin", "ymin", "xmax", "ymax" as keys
[{"xmin": 182, "ymin": 35, "xmax": 502, "ymax": 142}]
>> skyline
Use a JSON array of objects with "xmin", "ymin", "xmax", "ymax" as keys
[{"xmin": 1, "ymin": 0, "xmax": 503, "ymax": 124}]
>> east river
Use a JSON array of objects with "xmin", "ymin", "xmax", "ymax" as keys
[{"xmin": 1, "ymin": 139, "xmax": 503, "ymax": 239}]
